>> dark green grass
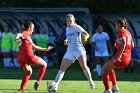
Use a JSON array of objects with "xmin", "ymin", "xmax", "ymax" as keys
[{"xmin": 0, "ymin": 64, "xmax": 140, "ymax": 93}]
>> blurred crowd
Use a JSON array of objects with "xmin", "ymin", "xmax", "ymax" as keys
[{"xmin": 0, "ymin": 17, "xmax": 140, "ymax": 74}]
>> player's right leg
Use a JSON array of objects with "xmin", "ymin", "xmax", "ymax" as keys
[
  {"xmin": 19, "ymin": 65, "xmax": 32, "ymax": 91},
  {"xmin": 47, "ymin": 58, "xmax": 72, "ymax": 92},
  {"xmin": 53, "ymin": 58, "xmax": 72, "ymax": 86},
  {"xmin": 102, "ymin": 60, "xmax": 116, "ymax": 93}
]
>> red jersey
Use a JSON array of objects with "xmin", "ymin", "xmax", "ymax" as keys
[
  {"xmin": 17, "ymin": 31, "xmax": 39, "ymax": 67},
  {"xmin": 112, "ymin": 29, "xmax": 133, "ymax": 68}
]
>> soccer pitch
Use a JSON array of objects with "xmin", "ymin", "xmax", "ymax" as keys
[{"xmin": 0, "ymin": 66, "xmax": 140, "ymax": 93}]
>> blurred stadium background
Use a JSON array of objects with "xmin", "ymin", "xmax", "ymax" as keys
[
  {"xmin": 0, "ymin": 0, "xmax": 140, "ymax": 92},
  {"xmin": 0, "ymin": 0, "xmax": 140, "ymax": 68}
]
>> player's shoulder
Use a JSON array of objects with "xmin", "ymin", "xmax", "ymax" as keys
[
  {"xmin": 102, "ymin": 32, "xmax": 108, "ymax": 35},
  {"xmin": 73, "ymin": 24, "xmax": 83, "ymax": 29}
]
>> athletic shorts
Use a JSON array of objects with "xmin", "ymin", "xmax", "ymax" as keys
[
  {"xmin": 17, "ymin": 54, "xmax": 39, "ymax": 67},
  {"xmin": 95, "ymin": 49, "xmax": 109, "ymax": 57},
  {"xmin": 111, "ymin": 57, "xmax": 131, "ymax": 69},
  {"xmin": 63, "ymin": 50, "xmax": 86, "ymax": 62}
]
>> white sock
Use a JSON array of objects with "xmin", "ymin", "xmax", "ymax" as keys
[
  {"xmin": 7, "ymin": 58, "xmax": 12, "ymax": 67},
  {"xmin": 14, "ymin": 58, "xmax": 20, "ymax": 67},
  {"xmin": 83, "ymin": 67, "xmax": 94, "ymax": 83},
  {"xmin": 54, "ymin": 70, "xmax": 65, "ymax": 85},
  {"xmin": 96, "ymin": 64, "xmax": 101, "ymax": 76},
  {"xmin": 3, "ymin": 58, "xmax": 7, "ymax": 67}
]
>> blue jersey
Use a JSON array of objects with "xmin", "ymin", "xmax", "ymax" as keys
[{"xmin": 66, "ymin": 24, "xmax": 85, "ymax": 52}]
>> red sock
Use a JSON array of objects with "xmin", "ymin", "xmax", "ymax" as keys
[
  {"xmin": 20, "ymin": 74, "xmax": 31, "ymax": 91},
  {"xmin": 108, "ymin": 69, "xmax": 116, "ymax": 86},
  {"xmin": 37, "ymin": 66, "xmax": 46, "ymax": 83},
  {"xmin": 102, "ymin": 73, "xmax": 110, "ymax": 90}
]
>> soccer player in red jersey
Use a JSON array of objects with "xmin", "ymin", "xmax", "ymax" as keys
[
  {"xmin": 16, "ymin": 21, "xmax": 53, "ymax": 92},
  {"xmin": 102, "ymin": 17, "xmax": 134, "ymax": 93}
]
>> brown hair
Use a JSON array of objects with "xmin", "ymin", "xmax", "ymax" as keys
[
  {"xmin": 21, "ymin": 20, "xmax": 33, "ymax": 30},
  {"xmin": 116, "ymin": 17, "xmax": 127, "ymax": 29}
]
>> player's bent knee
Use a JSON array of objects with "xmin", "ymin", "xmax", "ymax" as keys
[{"xmin": 25, "ymin": 69, "xmax": 32, "ymax": 75}]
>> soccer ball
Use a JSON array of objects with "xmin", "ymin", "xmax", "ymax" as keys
[{"xmin": 47, "ymin": 82, "xmax": 58, "ymax": 92}]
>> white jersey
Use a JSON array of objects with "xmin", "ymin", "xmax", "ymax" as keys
[
  {"xmin": 66, "ymin": 24, "xmax": 85, "ymax": 52},
  {"xmin": 92, "ymin": 32, "xmax": 109, "ymax": 52}
]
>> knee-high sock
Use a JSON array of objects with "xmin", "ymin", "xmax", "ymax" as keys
[
  {"xmin": 3, "ymin": 58, "xmax": 7, "ymax": 67},
  {"xmin": 108, "ymin": 69, "xmax": 116, "ymax": 86},
  {"xmin": 7, "ymin": 58, "xmax": 12, "ymax": 67},
  {"xmin": 96, "ymin": 64, "xmax": 101, "ymax": 76},
  {"xmin": 54, "ymin": 70, "xmax": 65, "ymax": 85},
  {"xmin": 14, "ymin": 58, "xmax": 20, "ymax": 67},
  {"xmin": 37, "ymin": 66, "xmax": 46, "ymax": 84},
  {"xmin": 83, "ymin": 67, "xmax": 93, "ymax": 83},
  {"xmin": 102, "ymin": 73, "xmax": 110, "ymax": 90},
  {"xmin": 20, "ymin": 74, "xmax": 31, "ymax": 91}
]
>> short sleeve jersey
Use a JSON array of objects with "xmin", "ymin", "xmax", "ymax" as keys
[
  {"xmin": 114, "ymin": 29, "xmax": 133, "ymax": 60},
  {"xmin": 66, "ymin": 24, "xmax": 85, "ymax": 51},
  {"xmin": 92, "ymin": 32, "xmax": 109, "ymax": 52},
  {"xmin": 18, "ymin": 31, "xmax": 34, "ymax": 58}
]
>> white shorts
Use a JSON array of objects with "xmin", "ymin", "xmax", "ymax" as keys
[
  {"xmin": 63, "ymin": 50, "xmax": 86, "ymax": 62},
  {"xmin": 95, "ymin": 49, "xmax": 109, "ymax": 57}
]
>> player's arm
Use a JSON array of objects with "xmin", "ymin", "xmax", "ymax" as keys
[
  {"xmin": 15, "ymin": 33, "xmax": 24, "ymax": 42},
  {"xmin": 82, "ymin": 30, "xmax": 89, "ymax": 41},
  {"xmin": 131, "ymin": 38, "xmax": 134, "ymax": 49},
  {"xmin": 107, "ymin": 40, "xmax": 113, "ymax": 56},
  {"xmin": 91, "ymin": 42, "xmax": 98, "ymax": 51},
  {"xmin": 32, "ymin": 43, "xmax": 53, "ymax": 51},
  {"xmin": 114, "ymin": 37, "xmax": 126, "ymax": 62}
]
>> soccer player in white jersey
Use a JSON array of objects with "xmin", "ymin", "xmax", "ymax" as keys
[
  {"xmin": 91, "ymin": 25, "xmax": 113, "ymax": 78},
  {"xmin": 48, "ymin": 14, "xmax": 95, "ymax": 91}
]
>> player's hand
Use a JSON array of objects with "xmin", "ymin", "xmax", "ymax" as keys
[
  {"xmin": 84, "ymin": 35, "xmax": 88, "ymax": 42},
  {"xmin": 47, "ymin": 46, "xmax": 53, "ymax": 50},
  {"xmin": 64, "ymin": 39, "xmax": 68, "ymax": 45}
]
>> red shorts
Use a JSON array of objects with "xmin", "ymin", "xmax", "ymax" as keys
[
  {"xmin": 111, "ymin": 57, "xmax": 131, "ymax": 69},
  {"xmin": 17, "ymin": 54, "xmax": 39, "ymax": 67}
]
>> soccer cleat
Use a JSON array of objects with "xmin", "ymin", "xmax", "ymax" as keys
[
  {"xmin": 112, "ymin": 85, "xmax": 119, "ymax": 92},
  {"xmin": 103, "ymin": 89, "xmax": 113, "ymax": 93},
  {"xmin": 33, "ymin": 81, "xmax": 39, "ymax": 90},
  {"xmin": 89, "ymin": 81, "xmax": 95, "ymax": 89},
  {"xmin": 18, "ymin": 89, "xmax": 26, "ymax": 92},
  {"xmin": 47, "ymin": 82, "xmax": 51, "ymax": 91}
]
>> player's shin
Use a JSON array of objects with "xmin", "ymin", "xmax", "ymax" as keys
[
  {"xmin": 20, "ymin": 74, "xmax": 31, "ymax": 91},
  {"xmin": 37, "ymin": 66, "xmax": 46, "ymax": 83},
  {"xmin": 54, "ymin": 70, "xmax": 65, "ymax": 85},
  {"xmin": 102, "ymin": 73, "xmax": 110, "ymax": 90},
  {"xmin": 83, "ymin": 67, "xmax": 95, "ymax": 89}
]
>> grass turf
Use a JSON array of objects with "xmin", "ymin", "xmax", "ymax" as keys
[{"xmin": 0, "ymin": 65, "xmax": 140, "ymax": 93}]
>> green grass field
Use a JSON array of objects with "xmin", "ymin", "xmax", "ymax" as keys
[{"xmin": 0, "ymin": 64, "xmax": 140, "ymax": 93}]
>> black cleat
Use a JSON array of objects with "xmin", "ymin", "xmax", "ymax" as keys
[{"xmin": 33, "ymin": 82, "xmax": 39, "ymax": 90}]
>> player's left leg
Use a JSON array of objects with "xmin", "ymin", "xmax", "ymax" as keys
[
  {"xmin": 33, "ymin": 57, "xmax": 47, "ymax": 90},
  {"xmin": 102, "ymin": 60, "xmax": 116, "ymax": 92},
  {"xmin": 78, "ymin": 55, "xmax": 95, "ymax": 89}
]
